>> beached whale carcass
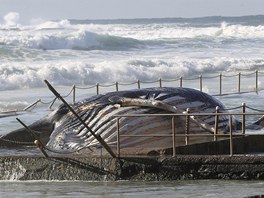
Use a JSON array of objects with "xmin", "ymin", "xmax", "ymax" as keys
[{"xmin": 1, "ymin": 87, "xmax": 262, "ymax": 155}]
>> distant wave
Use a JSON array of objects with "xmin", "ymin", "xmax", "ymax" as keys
[
  {"xmin": 1, "ymin": 11, "xmax": 264, "ymax": 53},
  {"xmin": 0, "ymin": 29, "xmax": 142, "ymax": 51},
  {"xmin": 1, "ymin": 25, "xmax": 264, "ymax": 52},
  {"xmin": 70, "ymin": 15, "xmax": 264, "ymax": 26}
]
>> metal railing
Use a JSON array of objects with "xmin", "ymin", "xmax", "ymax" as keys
[
  {"xmin": 72, "ymin": 70, "xmax": 262, "ymax": 101},
  {"xmin": 4, "ymin": 70, "xmax": 261, "ymax": 114},
  {"xmin": 114, "ymin": 104, "xmax": 264, "ymax": 157}
]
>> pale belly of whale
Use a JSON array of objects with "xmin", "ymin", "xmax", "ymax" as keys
[{"xmin": 45, "ymin": 87, "xmax": 234, "ymax": 154}]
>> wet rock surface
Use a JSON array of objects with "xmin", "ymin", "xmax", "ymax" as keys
[{"xmin": 2, "ymin": 155, "xmax": 264, "ymax": 181}]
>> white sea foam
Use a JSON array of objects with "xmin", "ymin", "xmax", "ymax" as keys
[
  {"xmin": 1, "ymin": 17, "xmax": 264, "ymax": 52},
  {"xmin": 0, "ymin": 57, "xmax": 263, "ymax": 91},
  {"xmin": 2, "ymin": 12, "xmax": 21, "ymax": 29},
  {"xmin": 0, "ymin": 14, "xmax": 264, "ymax": 91},
  {"xmin": 2, "ymin": 14, "xmax": 264, "ymax": 142}
]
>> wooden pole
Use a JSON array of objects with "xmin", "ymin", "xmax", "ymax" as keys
[{"xmin": 44, "ymin": 80, "xmax": 116, "ymax": 158}]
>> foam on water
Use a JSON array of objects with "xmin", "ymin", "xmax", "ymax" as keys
[
  {"xmin": 1, "ymin": 12, "xmax": 264, "ymax": 136},
  {"xmin": 1, "ymin": 13, "xmax": 264, "ymax": 91},
  {"xmin": 0, "ymin": 57, "xmax": 264, "ymax": 91}
]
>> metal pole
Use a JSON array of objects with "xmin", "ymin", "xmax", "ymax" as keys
[
  {"xmin": 256, "ymin": 70, "xmax": 258, "ymax": 93},
  {"xmin": 116, "ymin": 82, "xmax": 119, "ymax": 92},
  {"xmin": 137, "ymin": 80, "xmax": 141, "ymax": 89},
  {"xmin": 229, "ymin": 115, "xmax": 233, "ymax": 156},
  {"xmin": 185, "ymin": 108, "xmax": 190, "ymax": 145},
  {"xmin": 116, "ymin": 118, "xmax": 120, "ymax": 157},
  {"xmin": 238, "ymin": 72, "xmax": 241, "ymax": 93},
  {"xmin": 44, "ymin": 80, "xmax": 116, "ymax": 158},
  {"xmin": 48, "ymin": 97, "xmax": 57, "ymax": 109},
  {"xmin": 199, "ymin": 75, "xmax": 202, "ymax": 92},
  {"xmin": 172, "ymin": 116, "xmax": 176, "ymax": 157},
  {"xmin": 72, "ymin": 85, "xmax": 76, "ymax": 104},
  {"xmin": 219, "ymin": 73, "xmax": 222, "ymax": 95},
  {"xmin": 214, "ymin": 106, "xmax": 219, "ymax": 141},
  {"xmin": 242, "ymin": 103, "xmax": 246, "ymax": 135},
  {"xmin": 96, "ymin": 83, "xmax": 99, "ymax": 95},
  {"xmin": 180, "ymin": 77, "xmax": 183, "ymax": 87},
  {"xmin": 23, "ymin": 99, "xmax": 41, "ymax": 111}
]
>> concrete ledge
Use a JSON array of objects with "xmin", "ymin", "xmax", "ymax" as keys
[
  {"xmin": 2, "ymin": 135, "xmax": 264, "ymax": 181},
  {"xmin": 2, "ymin": 155, "xmax": 264, "ymax": 180},
  {"xmin": 164, "ymin": 135, "xmax": 264, "ymax": 155},
  {"xmin": 0, "ymin": 156, "xmax": 117, "ymax": 180},
  {"xmin": 119, "ymin": 155, "xmax": 264, "ymax": 180}
]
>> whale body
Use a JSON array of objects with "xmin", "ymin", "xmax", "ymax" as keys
[{"xmin": 1, "ymin": 87, "xmax": 259, "ymax": 155}]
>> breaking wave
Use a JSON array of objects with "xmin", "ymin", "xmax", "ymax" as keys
[
  {"xmin": 1, "ymin": 57, "xmax": 264, "ymax": 90},
  {"xmin": 1, "ymin": 13, "xmax": 264, "ymax": 91},
  {"xmin": 1, "ymin": 14, "xmax": 264, "ymax": 51}
]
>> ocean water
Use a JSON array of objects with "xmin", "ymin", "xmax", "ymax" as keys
[
  {"xmin": 1, "ymin": 14, "xmax": 264, "ymax": 133},
  {"xmin": 1, "ymin": 180, "xmax": 264, "ymax": 198},
  {"xmin": 1, "ymin": 13, "xmax": 264, "ymax": 195}
]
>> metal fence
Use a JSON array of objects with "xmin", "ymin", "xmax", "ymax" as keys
[
  {"xmin": 114, "ymin": 104, "xmax": 264, "ymax": 157},
  {"xmin": 1, "ymin": 70, "xmax": 264, "ymax": 121},
  {"xmin": 13, "ymin": 70, "xmax": 264, "ymax": 113}
]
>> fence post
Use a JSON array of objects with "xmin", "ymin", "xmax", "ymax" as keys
[
  {"xmin": 214, "ymin": 106, "xmax": 219, "ymax": 141},
  {"xmin": 199, "ymin": 75, "xmax": 202, "ymax": 92},
  {"xmin": 242, "ymin": 103, "xmax": 246, "ymax": 135},
  {"xmin": 180, "ymin": 77, "xmax": 183, "ymax": 87},
  {"xmin": 117, "ymin": 118, "xmax": 120, "ymax": 158},
  {"xmin": 116, "ymin": 82, "xmax": 119, "ymax": 92},
  {"xmin": 159, "ymin": 78, "xmax": 162, "ymax": 88},
  {"xmin": 23, "ymin": 99, "xmax": 41, "ymax": 111},
  {"xmin": 219, "ymin": 73, "xmax": 222, "ymax": 95},
  {"xmin": 238, "ymin": 72, "xmax": 241, "ymax": 93},
  {"xmin": 185, "ymin": 108, "xmax": 190, "ymax": 145},
  {"xmin": 137, "ymin": 80, "xmax": 141, "ymax": 89},
  {"xmin": 96, "ymin": 83, "xmax": 99, "ymax": 95},
  {"xmin": 256, "ymin": 70, "xmax": 258, "ymax": 93},
  {"xmin": 229, "ymin": 115, "xmax": 233, "ymax": 156},
  {"xmin": 72, "ymin": 85, "xmax": 76, "ymax": 104},
  {"xmin": 172, "ymin": 116, "xmax": 176, "ymax": 157},
  {"xmin": 48, "ymin": 97, "xmax": 57, "ymax": 109}
]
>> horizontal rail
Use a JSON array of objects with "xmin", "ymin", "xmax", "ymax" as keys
[
  {"xmin": 115, "ymin": 105, "xmax": 264, "ymax": 157},
  {"xmin": 5, "ymin": 70, "xmax": 262, "ymax": 114},
  {"xmin": 119, "ymin": 134, "xmax": 246, "ymax": 137},
  {"xmin": 114, "ymin": 112, "xmax": 264, "ymax": 117}
]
